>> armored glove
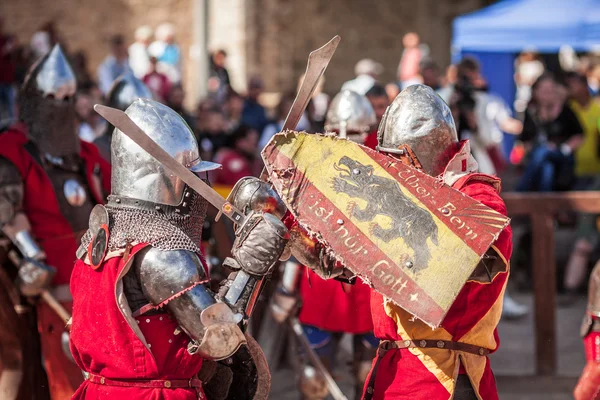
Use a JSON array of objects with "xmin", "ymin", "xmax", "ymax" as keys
[
  {"xmin": 224, "ymin": 212, "xmax": 289, "ymax": 276},
  {"xmin": 16, "ymin": 257, "xmax": 55, "ymax": 297},
  {"xmin": 288, "ymin": 223, "xmax": 344, "ymax": 280}
]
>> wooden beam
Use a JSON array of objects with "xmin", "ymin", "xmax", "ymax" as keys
[
  {"xmin": 530, "ymin": 213, "xmax": 557, "ymax": 375},
  {"xmin": 503, "ymin": 191, "xmax": 600, "ymax": 215}
]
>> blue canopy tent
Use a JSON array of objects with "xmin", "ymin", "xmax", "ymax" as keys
[{"xmin": 452, "ymin": 0, "xmax": 600, "ymax": 156}]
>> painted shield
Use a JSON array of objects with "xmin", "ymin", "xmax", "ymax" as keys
[{"xmin": 262, "ymin": 131, "xmax": 510, "ymax": 327}]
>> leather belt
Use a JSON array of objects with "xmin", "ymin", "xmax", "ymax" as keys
[
  {"xmin": 87, "ymin": 374, "xmax": 203, "ymax": 389},
  {"xmin": 361, "ymin": 339, "xmax": 492, "ymax": 400},
  {"xmin": 380, "ymin": 339, "xmax": 491, "ymax": 356}
]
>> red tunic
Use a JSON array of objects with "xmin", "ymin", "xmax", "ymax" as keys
[
  {"xmin": 212, "ymin": 149, "xmax": 256, "ymax": 186},
  {"xmin": 298, "ymin": 268, "xmax": 373, "ymax": 334},
  {"xmin": 0, "ymin": 124, "xmax": 111, "ymax": 399},
  {"xmin": 70, "ymin": 243, "xmax": 206, "ymax": 400}
]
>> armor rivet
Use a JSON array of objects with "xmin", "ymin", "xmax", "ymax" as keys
[
  {"xmin": 419, "ymin": 340, "xmax": 427, "ymax": 347},
  {"xmin": 185, "ymin": 192, "xmax": 190, "ymax": 198},
  {"xmin": 352, "ymin": 168, "xmax": 360, "ymax": 175},
  {"xmin": 404, "ymin": 340, "xmax": 411, "ymax": 347},
  {"xmin": 174, "ymin": 328, "xmax": 181, "ymax": 335},
  {"xmin": 155, "ymin": 205, "xmax": 161, "ymax": 210},
  {"xmin": 479, "ymin": 348, "xmax": 485, "ymax": 355},
  {"xmin": 405, "ymin": 261, "xmax": 413, "ymax": 269},
  {"xmin": 175, "ymin": 208, "xmax": 181, "ymax": 213},
  {"xmin": 437, "ymin": 341, "xmax": 445, "ymax": 348},
  {"xmin": 337, "ymin": 219, "xmax": 344, "ymax": 225},
  {"xmin": 115, "ymin": 198, "xmax": 121, "ymax": 203},
  {"xmin": 146, "ymin": 319, "xmax": 150, "ymax": 323},
  {"xmin": 182, "ymin": 202, "xmax": 187, "ymax": 207},
  {"xmin": 159, "ymin": 317, "xmax": 163, "ymax": 321},
  {"xmin": 148, "ymin": 344, "xmax": 152, "ymax": 348},
  {"xmin": 367, "ymin": 387, "xmax": 374, "ymax": 394},
  {"xmin": 441, "ymin": 208, "xmax": 450, "ymax": 215},
  {"xmin": 164, "ymin": 381, "xmax": 171, "ymax": 388},
  {"xmin": 168, "ymin": 339, "xmax": 172, "ymax": 343},
  {"xmin": 247, "ymin": 262, "xmax": 251, "ymax": 267}
]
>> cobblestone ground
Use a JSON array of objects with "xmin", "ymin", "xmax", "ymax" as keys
[{"xmin": 270, "ymin": 293, "xmax": 586, "ymax": 400}]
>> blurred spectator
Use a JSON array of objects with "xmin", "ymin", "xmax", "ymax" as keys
[
  {"xmin": 148, "ymin": 23, "xmax": 181, "ymax": 83},
  {"xmin": 259, "ymin": 92, "xmax": 310, "ymax": 150},
  {"xmin": 589, "ymin": 65, "xmax": 600, "ymax": 96},
  {"xmin": 514, "ymin": 51, "xmax": 545, "ymax": 114},
  {"xmin": 195, "ymin": 102, "xmax": 227, "ymax": 158},
  {"xmin": 30, "ymin": 21, "xmax": 60, "ymax": 61},
  {"xmin": 97, "ymin": 35, "xmax": 132, "ymax": 94},
  {"xmin": 443, "ymin": 64, "xmax": 458, "ymax": 88},
  {"xmin": 397, "ymin": 32, "xmax": 428, "ymax": 89},
  {"xmin": 167, "ymin": 84, "xmax": 195, "ymax": 128},
  {"xmin": 223, "ymin": 90, "xmax": 244, "ymax": 132},
  {"xmin": 341, "ymin": 58, "xmax": 383, "ymax": 95},
  {"xmin": 129, "ymin": 25, "xmax": 153, "ymax": 78},
  {"xmin": 442, "ymin": 57, "xmax": 522, "ymax": 175},
  {"xmin": 0, "ymin": 18, "xmax": 17, "ymax": 121},
  {"xmin": 566, "ymin": 72, "xmax": 600, "ymax": 178},
  {"xmin": 208, "ymin": 49, "xmax": 230, "ymax": 103},
  {"xmin": 75, "ymin": 84, "xmax": 106, "ymax": 143},
  {"xmin": 516, "ymin": 73, "xmax": 583, "ymax": 192},
  {"xmin": 212, "ymin": 125, "xmax": 260, "ymax": 186},
  {"xmin": 143, "ymin": 56, "xmax": 171, "ymax": 102},
  {"xmin": 419, "ymin": 57, "xmax": 441, "ymax": 91},
  {"xmin": 364, "ymin": 84, "xmax": 390, "ymax": 150},
  {"xmin": 71, "ymin": 50, "xmax": 94, "ymax": 87},
  {"xmin": 241, "ymin": 76, "xmax": 269, "ymax": 134},
  {"xmin": 385, "ymin": 82, "xmax": 400, "ymax": 104}
]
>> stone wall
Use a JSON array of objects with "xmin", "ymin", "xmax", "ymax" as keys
[{"xmin": 245, "ymin": 0, "xmax": 496, "ymax": 94}]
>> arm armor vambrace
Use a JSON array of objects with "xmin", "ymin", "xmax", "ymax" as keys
[{"xmin": 135, "ymin": 247, "xmax": 246, "ymax": 360}]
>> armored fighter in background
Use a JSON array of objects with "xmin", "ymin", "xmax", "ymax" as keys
[
  {"xmin": 94, "ymin": 72, "xmax": 152, "ymax": 162},
  {"xmin": 0, "ymin": 44, "xmax": 111, "ymax": 399},
  {"xmin": 69, "ymin": 98, "xmax": 289, "ymax": 400}
]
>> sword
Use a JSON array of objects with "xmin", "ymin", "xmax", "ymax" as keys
[
  {"xmin": 258, "ymin": 35, "xmax": 341, "ymax": 182},
  {"xmin": 94, "ymin": 104, "xmax": 246, "ymax": 225},
  {"xmin": 283, "ymin": 35, "xmax": 340, "ymax": 131},
  {"xmin": 290, "ymin": 317, "xmax": 348, "ymax": 400}
]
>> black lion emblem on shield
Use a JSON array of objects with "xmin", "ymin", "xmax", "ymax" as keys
[{"xmin": 332, "ymin": 156, "xmax": 438, "ymax": 269}]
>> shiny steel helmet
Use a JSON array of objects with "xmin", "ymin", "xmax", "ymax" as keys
[
  {"xmin": 111, "ymin": 98, "xmax": 220, "ymax": 207},
  {"xmin": 106, "ymin": 72, "xmax": 152, "ymax": 111},
  {"xmin": 325, "ymin": 90, "xmax": 376, "ymax": 139},
  {"xmin": 377, "ymin": 84, "xmax": 458, "ymax": 176},
  {"xmin": 19, "ymin": 44, "xmax": 78, "ymax": 156}
]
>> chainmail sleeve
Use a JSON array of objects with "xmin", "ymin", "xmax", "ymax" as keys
[{"xmin": 0, "ymin": 157, "xmax": 24, "ymax": 227}]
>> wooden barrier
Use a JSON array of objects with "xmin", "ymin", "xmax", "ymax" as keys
[{"xmin": 502, "ymin": 191, "xmax": 600, "ymax": 376}]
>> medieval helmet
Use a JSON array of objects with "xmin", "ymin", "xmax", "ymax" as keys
[
  {"xmin": 19, "ymin": 44, "xmax": 78, "ymax": 156},
  {"xmin": 325, "ymin": 90, "xmax": 376, "ymax": 139},
  {"xmin": 377, "ymin": 84, "xmax": 458, "ymax": 176},
  {"xmin": 106, "ymin": 72, "xmax": 152, "ymax": 111},
  {"xmin": 111, "ymin": 98, "xmax": 220, "ymax": 207}
]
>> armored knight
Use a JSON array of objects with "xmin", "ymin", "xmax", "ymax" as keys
[
  {"xmin": 574, "ymin": 262, "xmax": 600, "ymax": 399},
  {"xmin": 0, "ymin": 44, "xmax": 111, "ymax": 399},
  {"xmin": 269, "ymin": 89, "xmax": 379, "ymax": 400},
  {"xmin": 325, "ymin": 89, "xmax": 376, "ymax": 143},
  {"xmin": 270, "ymin": 85, "xmax": 512, "ymax": 400},
  {"xmin": 69, "ymin": 98, "xmax": 288, "ymax": 400},
  {"xmin": 94, "ymin": 72, "xmax": 152, "ymax": 162}
]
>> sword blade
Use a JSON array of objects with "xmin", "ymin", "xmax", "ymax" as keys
[
  {"xmin": 282, "ymin": 35, "xmax": 341, "ymax": 131},
  {"xmin": 94, "ymin": 104, "xmax": 245, "ymax": 224}
]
